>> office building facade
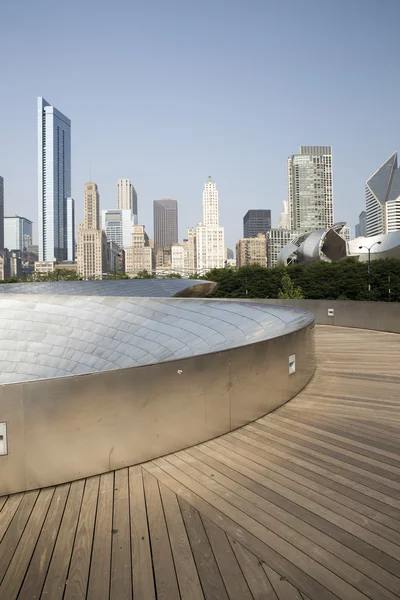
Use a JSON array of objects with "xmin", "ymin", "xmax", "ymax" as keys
[
  {"xmin": 196, "ymin": 177, "xmax": 225, "ymax": 272},
  {"xmin": 125, "ymin": 224, "xmax": 154, "ymax": 275},
  {"xmin": 236, "ymin": 234, "xmax": 267, "ymax": 268},
  {"xmin": 102, "ymin": 209, "xmax": 135, "ymax": 250},
  {"xmin": 77, "ymin": 183, "xmax": 107, "ymax": 279},
  {"xmin": 243, "ymin": 210, "xmax": 271, "ymax": 238},
  {"xmin": 117, "ymin": 179, "xmax": 137, "ymax": 222},
  {"xmin": 267, "ymin": 229, "xmax": 303, "ymax": 267},
  {"xmin": 66, "ymin": 198, "xmax": 75, "ymax": 262},
  {"xmin": 153, "ymin": 199, "xmax": 178, "ymax": 249},
  {"xmin": 0, "ymin": 177, "xmax": 4, "ymax": 250},
  {"xmin": 355, "ymin": 210, "xmax": 367, "ymax": 238},
  {"xmin": 287, "ymin": 146, "xmax": 333, "ymax": 231},
  {"xmin": 365, "ymin": 152, "xmax": 400, "ymax": 236},
  {"xmin": 4, "ymin": 216, "xmax": 33, "ymax": 251},
  {"xmin": 37, "ymin": 97, "xmax": 71, "ymax": 261}
]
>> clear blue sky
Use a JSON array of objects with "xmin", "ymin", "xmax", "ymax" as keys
[{"xmin": 1, "ymin": 0, "xmax": 399, "ymax": 250}]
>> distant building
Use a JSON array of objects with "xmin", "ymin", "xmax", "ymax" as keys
[
  {"xmin": 117, "ymin": 178, "xmax": 137, "ymax": 222},
  {"xmin": 153, "ymin": 199, "xmax": 178, "ymax": 250},
  {"xmin": 66, "ymin": 198, "xmax": 75, "ymax": 262},
  {"xmin": 278, "ymin": 201, "xmax": 290, "ymax": 230},
  {"xmin": 243, "ymin": 210, "xmax": 271, "ymax": 238},
  {"xmin": 225, "ymin": 248, "xmax": 234, "ymax": 260},
  {"xmin": 196, "ymin": 177, "xmax": 225, "ymax": 272},
  {"xmin": 107, "ymin": 241, "xmax": 121, "ymax": 273},
  {"xmin": 125, "ymin": 225, "xmax": 154, "ymax": 275},
  {"xmin": 155, "ymin": 246, "xmax": 172, "ymax": 273},
  {"xmin": 77, "ymin": 183, "xmax": 107, "ymax": 279},
  {"xmin": 35, "ymin": 260, "xmax": 56, "ymax": 273},
  {"xmin": 37, "ymin": 97, "xmax": 71, "ymax": 261},
  {"xmin": 9, "ymin": 253, "xmax": 22, "ymax": 278},
  {"xmin": 366, "ymin": 153, "xmax": 400, "ymax": 236},
  {"xmin": 236, "ymin": 234, "xmax": 267, "ymax": 268},
  {"xmin": 0, "ymin": 177, "xmax": 4, "ymax": 250},
  {"xmin": 267, "ymin": 229, "xmax": 304, "ymax": 268},
  {"xmin": 4, "ymin": 216, "xmax": 33, "ymax": 251},
  {"xmin": 102, "ymin": 209, "xmax": 135, "ymax": 250},
  {"xmin": 287, "ymin": 146, "xmax": 333, "ymax": 231},
  {"xmin": 355, "ymin": 210, "xmax": 367, "ymax": 238},
  {"xmin": 340, "ymin": 226, "xmax": 351, "ymax": 242}
]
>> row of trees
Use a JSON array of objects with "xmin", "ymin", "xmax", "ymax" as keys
[{"xmin": 203, "ymin": 259, "xmax": 400, "ymax": 302}]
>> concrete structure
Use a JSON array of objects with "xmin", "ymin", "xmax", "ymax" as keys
[
  {"xmin": 65, "ymin": 198, "xmax": 75, "ymax": 262},
  {"xmin": 196, "ymin": 177, "xmax": 225, "ymax": 272},
  {"xmin": 355, "ymin": 210, "xmax": 367, "ymax": 238},
  {"xmin": 243, "ymin": 209, "xmax": 271, "ymax": 238},
  {"xmin": 236, "ymin": 233, "xmax": 267, "ymax": 268},
  {"xmin": 288, "ymin": 146, "xmax": 333, "ymax": 231},
  {"xmin": 117, "ymin": 178, "xmax": 137, "ymax": 222},
  {"xmin": 4, "ymin": 215, "xmax": 33, "ymax": 251},
  {"xmin": 153, "ymin": 199, "xmax": 178, "ymax": 250},
  {"xmin": 77, "ymin": 183, "xmax": 107, "ymax": 279},
  {"xmin": 267, "ymin": 228, "xmax": 302, "ymax": 267},
  {"xmin": 0, "ymin": 176, "xmax": 4, "ymax": 250},
  {"xmin": 366, "ymin": 152, "xmax": 400, "ymax": 236},
  {"xmin": 125, "ymin": 224, "xmax": 154, "ymax": 275},
  {"xmin": 34, "ymin": 260, "xmax": 56, "ymax": 273},
  {"xmin": 0, "ymin": 281, "xmax": 314, "ymax": 495},
  {"xmin": 278, "ymin": 200, "xmax": 290, "ymax": 230},
  {"xmin": 37, "ymin": 97, "xmax": 71, "ymax": 261}
]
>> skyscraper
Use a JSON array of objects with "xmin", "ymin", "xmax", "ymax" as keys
[
  {"xmin": 117, "ymin": 179, "xmax": 137, "ymax": 222},
  {"xmin": 37, "ymin": 97, "xmax": 71, "ymax": 261},
  {"xmin": 196, "ymin": 177, "xmax": 225, "ymax": 272},
  {"xmin": 66, "ymin": 198, "xmax": 75, "ymax": 262},
  {"xmin": 153, "ymin": 199, "xmax": 178, "ymax": 249},
  {"xmin": 278, "ymin": 201, "xmax": 290, "ymax": 230},
  {"xmin": 287, "ymin": 146, "xmax": 333, "ymax": 231},
  {"xmin": 0, "ymin": 177, "xmax": 4, "ymax": 250},
  {"xmin": 355, "ymin": 210, "xmax": 367, "ymax": 238},
  {"xmin": 102, "ymin": 209, "xmax": 135, "ymax": 250},
  {"xmin": 243, "ymin": 210, "xmax": 271, "ymax": 238},
  {"xmin": 77, "ymin": 183, "xmax": 107, "ymax": 279},
  {"xmin": 4, "ymin": 216, "xmax": 33, "ymax": 251},
  {"xmin": 365, "ymin": 152, "xmax": 400, "ymax": 236}
]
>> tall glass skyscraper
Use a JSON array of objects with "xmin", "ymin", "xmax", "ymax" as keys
[
  {"xmin": 287, "ymin": 146, "xmax": 333, "ymax": 231},
  {"xmin": 153, "ymin": 199, "xmax": 178, "ymax": 249},
  {"xmin": 365, "ymin": 152, "xmax": 400, "ymax": 236},
  {"xmin": 38, "ymin": 97, "xmax": 71, "ymax": 261}
]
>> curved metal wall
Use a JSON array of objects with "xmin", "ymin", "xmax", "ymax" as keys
[
  {"xmin": 258, "ymin": 299, "xmax": 400, "ymax": 334},
  {"xmin": 0, "ymin": 320, "xmax": 315, "ymax": 495}
]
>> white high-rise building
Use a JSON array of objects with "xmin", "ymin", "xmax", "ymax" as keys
[
  {"xmin": 38, "ymin": 97, "xmax": 71, "ymax": 261},
  {"xmin": 66, "ymin": 198, "xmax": 75, "ymax": 262},
  {"xmin": 117, "ymin": 178, "xmax": 138, "ymax": 223},
  {"xmin": 196, "ymin": 177, "xmax": 225, "ymax": 272},
  {"xmin": 278, "ymin": 201, "xmax": 290, "ymax": 230},
  {"xmin": 102, "ymin": 209, "xmax": 135, "ymax": 250},
  {"xmin": 365, "ymin": 152, "xmax": 400, "ymax": 236},
  {"xmin": 287, "ymin": 146, "xmax": 333, "ymax": 231},
  {"xmin": 4, "ymin": 216, "xmax": 32, "ymax": 251}
]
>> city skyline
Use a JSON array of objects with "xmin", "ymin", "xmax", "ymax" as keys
[{"xmin": 2, "ymin": 2, "xmax": 400, "ymax": 253}]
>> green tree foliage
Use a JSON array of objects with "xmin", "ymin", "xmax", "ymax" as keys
[
  {"xmin": 107, "ymin": 270, "xmax": 130, "ymax": 280},
  {"xmin": 134, "ymin": 270, "xmax": 154, "ymax": 279},
  {"xmin": 30, "ymin": 269, "xmax": 82, "ymax": 282},
  {"xmin": 204, "ymin": 258, "xmax": 400, "ymax": 302},
  {"xmin": 163, "ymin": 273, "xmax": 182, "ymax": 279},
  {"xmin": 278, "ymin": 272, "xmax": 304, "ymax": 299}
]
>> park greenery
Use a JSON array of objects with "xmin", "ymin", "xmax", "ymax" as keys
[
  {"xmin": 1, "ymin": 259, "xmax": 399, "ymax": 302},
  {"xmin": 204, "ymin": 258, "xmax": 400, "ymax": 302}
]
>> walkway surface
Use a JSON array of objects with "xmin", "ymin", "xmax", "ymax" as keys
[{"xmin": 1, "ymin": 325, "xmax": 400, "ymax": 600}]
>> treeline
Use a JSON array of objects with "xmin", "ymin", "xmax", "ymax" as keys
[{"xmin": 204, "ymin": 259, "xmax": 400, "ymax": 302}]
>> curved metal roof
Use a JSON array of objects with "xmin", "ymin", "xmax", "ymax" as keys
[
  {"xmin": 0, "ymin": 293, "xmax": 313, "ymax": 384},
  {"xmin": 0, "ymin": 279, "xmax": 211, "ymax": 297}
]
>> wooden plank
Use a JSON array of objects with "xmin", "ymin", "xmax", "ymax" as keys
[
  {"xmin": 0, "ymin": 497, "xmax": 7, "ymax": 512},
  {"xmin": 227, "ymin": 535, "xmax": 278, "ymax": 600},
  {"xmin": 110, "ymin": 468, "xmax": 132, "ymax": 599},
  {"xmin": 263, "ymin": 563, "xmax": 304, "ymax": 600},
  {"xmin": 178, "ymin": 496, "xmax": 229, "ymax": 600},
  {"xmin": 87, "ymin": 472, "xmax": 114, "ymax": 600},
  {"xmin": 0, "ymin": 494, "xmax": 23, "ymax": 542},
  {"xmin": 201, "ymin": 514, "xmax": 253, "ymax": 600},
  {"xmin": 190, "ymin": 444, "xmax": 400, "ymax": 595},
  {"xmin": 0, "ymin": 487, "xmax": 54, "ymax": 600},
  {"xmin": 142, "ymin": 469, "xmax": 180, "ymax": 599},
  {"xmin": 64, "ymin": 475, "xmax": 100, "ymax": 600},
  {"xmin": 0, "ymin": 490, "xmax": 39, "ymax": 584},
  {"xmin": 173, "ymin": 450, "xmax": 400, "ymax": 599},
  {"xmin": 17, "ymin": 484, "xmax": 70, "ymax": 600},
  {"xmin": 145, "ymin": 459, "xmax": 348, "ymax": 600},
  {"xmin": 41, "ymin": 479, "xmax": 85, "ymax": 599},
  {"xmin": 159, "ymin": 480, "xmax": 204, "ymax": 600},
  {"xmin": 129, "ymin": 465, "xmax": 155, "ymax": 600}
]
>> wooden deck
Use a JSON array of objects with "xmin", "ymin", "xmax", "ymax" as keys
[{"xmin": 1, "ymin": 325, "xmax": 400, "ymax": 600}]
